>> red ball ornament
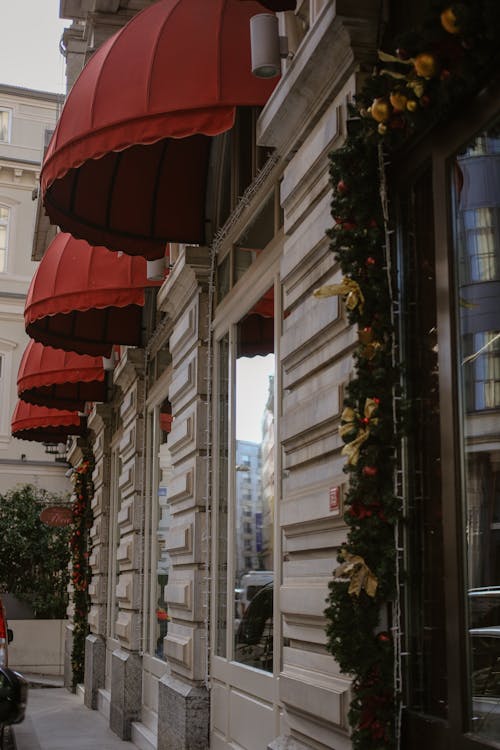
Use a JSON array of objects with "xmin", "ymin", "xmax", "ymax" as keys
[
  {"xmin": 362, "ymin": 465, "xmax": 378, "ymax": 477},
  {"xmin": 337, "ymin": 180, "xmax": 348, "ymax": 193},
  {"xmin": 366, "ymin": 257, "xmax": 376, "ymax": 265}
]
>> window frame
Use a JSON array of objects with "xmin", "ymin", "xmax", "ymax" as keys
[
  {"xmin": 399, "ymin": 81, "xmax": 500, "ymax": 750},
  {"xmin": 211, "ymin": 239, "xmax": 282, "ymax": 675},
  {"xmin": 0, "ymin": 204, "xmax": 10, "ymax": 274},
  {"xmin": 0, "ymin": 108, "xmax": 12, "ymax": 143}
]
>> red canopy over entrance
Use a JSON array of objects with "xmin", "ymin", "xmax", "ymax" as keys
[
  {"xmin": 25, "ymin": 233, "xmax": 153, "ymax": 357},
  {"xmin": 17, "ymin": 340, "xmax": 106, "ymax": 412},
  {"xmin": 11, "ymin": 401, "xmax": 86, "ymax": 443},
  {"xmin": 40, "ymin": 0, "xmax": 278, "ymax": 259}
]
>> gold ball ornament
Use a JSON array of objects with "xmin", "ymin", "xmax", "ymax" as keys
[
  {"xmin": 370, "ymin": 98, "xmax": 391, "ymax": 123},
  {"xmin": 389, "ymin": 91, "xmax": 408, "ymax": 112},
  {"xmin": 440, "ymin": 7, "xmax": 460, "ymax": 34},
  {"xmin": 377, "ymin": 123, "xmax": 388, "ymax": 135},
  {"xmin": 406, "ymin": 99, "xmax": 418, "ymax": 112},
  {"xmin": 413, "ymin": 52, "xmax": 439, "ymax": 79}
]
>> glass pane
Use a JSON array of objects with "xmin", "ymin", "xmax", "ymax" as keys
[
  {"xmin": 233, "ymin": 289, "xmax": 274, "ymax": 672},
  {"xmin": 217, "ymin": 253, "xmax": 231, "ymax": 304},
  {"xmin": 0, "ymin": 112, "xmax": 9, "ymax": 142},
  {"xmin": 451, "ymin": 119, "xmax": 500, "ymax": 739},
  {"xmin": 0, "ymin": 209, "xmax": 8, "ymax": 273},
  {"xmin": 154, "ymin": 405, "xmax": 172, "ymax": 660},
  {"xmin": 403, "ymin": 168, "xmax": 447, "ymax": 716},
  {"xmin": 216, "ymin": 334, "xmax": 229, "ymax": 657},
  {"xmin": 234, "ymin": 192, "xmax": 275, "ymax": 285}
]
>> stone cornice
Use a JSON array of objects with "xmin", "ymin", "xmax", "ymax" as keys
[
  {"xmin": 158, "ymin": 246, "xmax": 211, "ymax": 323},
  {"xmin": 257, "ymin": 0, "xmax": 379, "ymax": 154},
  {"xmin": 113, "ymin": 347, "xmax": 145, "ymax": 393},
  {"xmin": 88, "ymin": 403, "xmax": 113, "ymax": 434}
]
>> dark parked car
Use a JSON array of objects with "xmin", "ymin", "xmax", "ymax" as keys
[
  {"xmin": 235, "ymin": 582, "xmax": 273, "ymax": 671},
  {"xmin": 0, "ymin": 596, "xmax": 28, "ymax": 739}
]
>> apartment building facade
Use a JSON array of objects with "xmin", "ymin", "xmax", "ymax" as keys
[{"xmin": 0, "ymin": 83, "xmax": 69, "ymax": 494}]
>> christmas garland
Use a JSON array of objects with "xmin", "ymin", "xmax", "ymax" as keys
[
  {"xmin": 69, "ymin": 454, "xmax": 94, "ymax": 690},
  {"xmin": 320, "ymin": 3, "xmax": 500, "ymax": 748}
]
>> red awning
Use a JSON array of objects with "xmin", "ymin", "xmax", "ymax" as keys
[
  {"xmin": 25, "ymin": 232, "xmax": 153, "ymax": 357},
  {"xmin": 40, "ymin": 0, "xmax": 278, "ymax": 260},
  {"xmin": 241, "ymin": 0, "xmax": 296, "ymax": 9},
  {"xmin": 11, "ymin": 401, "xmax": 86, "ymax": 443},
  {"xmin": 17, "ymin": 340, "xmax": 106, "ymax": 412}
]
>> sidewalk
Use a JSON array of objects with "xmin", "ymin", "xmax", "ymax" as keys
[{"xmin": 12, "ymin": 677, "xmax": 139, "ymax": 750}]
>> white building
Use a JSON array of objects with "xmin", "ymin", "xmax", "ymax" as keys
[{"xmin": 0, "ymin": 83, "xmax": 68, "ymax": 495}]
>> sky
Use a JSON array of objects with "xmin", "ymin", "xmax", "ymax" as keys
[
  {"xmin": 236, "ymin": 354, "xmax": 274, "ymax": 443},
  {"xmin": 0, "ymin": 0, "xmax": 67, "ymax": 94}
]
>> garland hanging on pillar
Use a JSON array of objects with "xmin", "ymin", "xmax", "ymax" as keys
[
  {"xmin": 69, "ymin": 453, "xmax": 94, "ymax": 691},
  {"xmin": 319, "ymin": 3, "xmax": 500, "ymax": 748}
]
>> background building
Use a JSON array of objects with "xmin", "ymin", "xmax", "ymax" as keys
[{"xmin": 0, "ymin": 83, "xmax": 67, "ymax": 494}]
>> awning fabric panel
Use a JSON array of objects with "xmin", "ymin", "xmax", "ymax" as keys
[
  {"xmin": 243, "ymin": 0, "xmax": 296, "ymax": 9},
  {"xmin": 41, "ymin": 0, "xmax": 278, "ymax": 258},
  {"xmin": 17, "ymin": 340, "xmax": 106, "ymax": 412},
  {"xmin": 46, "ymin": 136, "xmax": 211, "ymax": 256},
  {"xmin": 11, "ymin": 401, "xmax": 86, "ymax": 443},
  {"xmin": 25, "ymin": 233, "xmax": 150, "ymax": 357}
]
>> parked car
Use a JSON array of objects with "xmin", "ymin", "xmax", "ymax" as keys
[
  {"xmin": 236, "ymin": 582, "xmax": 273, "ymax": 671},
  {"xmin": 0, "ymin": 596, "xmax": 28, "ymax": 734},
  {"xmin": 238, "ymin": 571, "xmax": 273, "ymax": 617},
  {"xmin": 0, "ymin": 597, "xmax": 13, "ymax": 669}
]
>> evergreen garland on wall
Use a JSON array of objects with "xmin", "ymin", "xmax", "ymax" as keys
[
  {"xmin": 319, "ymin": 2, "xmax": 500, "ymax": 748},
  {"xmin": 69, "ymin": 453, "xmax": 94, "ymax": 690}
]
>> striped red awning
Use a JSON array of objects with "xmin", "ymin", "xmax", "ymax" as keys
[
  {"xmin": 40, "ymin": 0, "xmax": 278, "ymax": 260},
  {"xmin": 25, "ymin": 233, "xmax": 154, "ymax": 357},
  {"xmin": 11, "ymin": 401, "xmax": 86, "ymax": 443},
  {"xmin": 17, "ymin": 340, "xmax": 106, "ymax": 412}
]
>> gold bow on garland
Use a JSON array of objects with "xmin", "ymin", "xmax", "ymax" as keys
[
  {"xmin": 358, "ymin": 326, "xmax": 383, "ymax": 360},
  {"xmin": 339, "ymin": 398, "xmax": 379, "ymax": 465},
  {"xmin": 335, "ymin": 550, "xmax": 378, "ymax": 598},
  {"xmin": 314, "ymin": 277, "xmax": 364, "ymax": 314}
]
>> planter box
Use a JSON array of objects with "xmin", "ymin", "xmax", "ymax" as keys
[{"xmin": 8, "ymin": 620, "xmax": 66, "ymax": 676}]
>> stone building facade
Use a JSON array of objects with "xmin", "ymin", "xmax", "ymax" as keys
[
  {"xmin": 0, "ymin": 83, "xmax": 68, "ymax": 494},
  {"xmin": 22, "ymin": 1, "xmax": 500, "ymax": 750}
]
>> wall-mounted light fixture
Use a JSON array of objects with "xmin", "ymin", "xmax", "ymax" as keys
[
  {"xmin": 146, "ymin": 256, "xmax": 167, "ymax": 281},
  {"xmin": 250, "ymin": 13, "xmax": 289, "ymax": 78},
  {"xmin": 102, "ymin": 348, "xmax": 119, "ymax": 372}
]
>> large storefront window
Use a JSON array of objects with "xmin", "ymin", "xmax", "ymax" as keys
[
  {"xmin": 451, "ymin": 120, "xmax": 500, "ymax": 739},
  {"xmin": 215, "ymin": 287, "xmax": 275, "ymax": 671},
  {"xmin": 401, "ymin": 167, "xmax": 447, "ymax": 717},
  {"xmin": 147, "ymin": 402, "xmax": 172, "ymax": 661}
]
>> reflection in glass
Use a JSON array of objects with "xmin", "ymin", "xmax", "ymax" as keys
[
  {"xmin": 233, "ymin": 290, "xmax": 275, "ymax": 671},
  {"xmin": 0, "ymin": 112, "xmax": 9, "ymax": 143},
  {"xmin": 452, "ymin": 121, "xmax": 500, "ymax": 738},
  {"xmin": 0, "ymin": 206, "xmax": 8, "ymax": 274},
  {"xmin": 147, "ymin": 403, "xmax": 172, "ymax": 660},
  {"xmin": 154, "ymin": 406, "xmax": 172, "ymax": 660},
  {"xmin": 403, "ymin": 168, "xmax": 447, "ymax": 716}
]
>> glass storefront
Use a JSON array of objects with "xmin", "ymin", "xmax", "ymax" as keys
[
  {"xmin": 451, "ymin": 120, "xmax": 500, "ymax": 739},
  {"xmin": 215, "ymin": 288, "xmax": 275, "ymax": 671}
]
